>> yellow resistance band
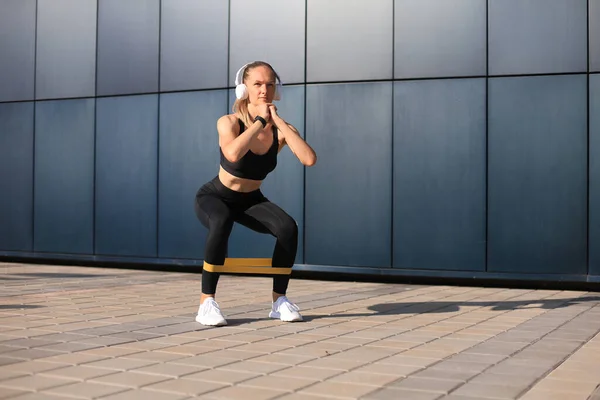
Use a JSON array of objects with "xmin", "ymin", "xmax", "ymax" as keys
[{"xmin": 203, "ymin": 258, "xmax": 291, "ymax": 275}]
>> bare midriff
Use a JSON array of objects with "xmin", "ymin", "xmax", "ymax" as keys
[{"xmin": 218, "ymin": 166, "xmax": 263, "ymax": 193}]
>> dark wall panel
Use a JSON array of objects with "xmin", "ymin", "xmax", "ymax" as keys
[
  {"xmin": 160, "ymin": 0, "xmax": 228, "ymax": 91},
  {"xmin": 305, "ymin": 82, "xmax": 392, "ymax": 267},
  {"xmin": 0, "ymin": 103, "xmax": 34, "ymax": 251},
  {"xmin": 0, "ymin": 0, "xmax": 36, "ymax": 102},
  {"xmin": 158, "ymin": 90, "xmax": 226, "ymax": 259},
  {"xmin": 488, "ymin": 0, "xmax": 587, "ymax": 75},
  {"xmin": 227, "ymin": 86, "xmax": 305, "ymax": 264},
  {"xmin": 307, "ymin": 0, "xmax": 393, "ymax": 82},
  {"xmin": 488, "ymin": 75, "xmax": 587, "ymax": 274},
  {"xmin": 97, "ymin": 0, "xmax": 159, "ymax": 96},
  {"xmin": 36, "ymin": 0, "xmax": 97, "ymax": 100},
  {"xmin": 394, "ymin": 0, "xmax": 486, "ymax": 79},
  {"xmin": 590, "ymin": 75, "xmax": 600, "ymax": 275},
  {"xmin": 95, "ymin": 95, "xmax": 158, "ymax": 256},
  {"xmin": 393, "ymin": 79, "xmax": 486, "ymax": 271},
  {"xmin": 34, "ymin": 99, "xmax": 94, "ymax": 254},
  {"xmin": 592, "ymin": 0, "xmax": 600, "ymax": 72}
]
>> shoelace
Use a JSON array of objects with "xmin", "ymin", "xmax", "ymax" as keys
[
  {"xmin": 278, "ymin": 297, "xmax": 300, "ymax": 312},
  {"xmin": 203, "ymin": 300, "xmax": 222, "ymax": 316}
]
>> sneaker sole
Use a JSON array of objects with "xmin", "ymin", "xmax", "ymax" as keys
[
  {"xmin": 195, "ymin": 315, "xmax": 227, "ymax": 326},
  {"xmin": 269, "ymin": 311, "xmax": 303, "ymax": 322}
]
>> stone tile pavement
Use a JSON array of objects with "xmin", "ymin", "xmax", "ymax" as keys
[{"xmin": 0, "ymin": 262, "xmax": 599, "ymax": 399}]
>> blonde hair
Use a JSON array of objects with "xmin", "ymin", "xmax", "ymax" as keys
[{"xmin": 232, "ymin": 61, "xmax": 279, "ymax": 127}]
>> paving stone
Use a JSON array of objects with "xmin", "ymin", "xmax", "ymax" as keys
[
  {"xmin": 250, "ymin": 352, "xmax": 316, "ymax": 366},
  {"xmin": 0, "ymin": 338, "xmax": 60, "ymax": 349},
  {"xmin": 412, "ymin": 368, "xmax": 474, "ymax": 382},
  {"xmin": 9, "ymin": 360, "xmax": 70, "ymax": 374},
  {"xmin": 0, "ymin": 388, "xmax": 28, "ymax": 399},
  {"xmin": 588, "ymin": 384, "xmax": 600, "ymax": 400},
  {"xmin": 219, "ymin": 360, "xmax": 289, "ymax": 374},
  {"xmin": 37, "ymin": 342, "xmax": 102, "ymax": 353},
  {"xmin": 121, "ymin": 351, "xmax": 187, "ymax": 363},
  {"xmin": 83, "ymin": 358, "xmax": 157, "ymax": 371},
  {"xmin": 273, "ymin": 394, "xmax": 332, "ymax": 400},
  {"xmin": 88, "ymin": 371, "xmax": 172, "ymax": 388},
  {"xmin": 240, "ymin": 375, "xmax": 317, "ymax": 392},
  {"xmin": 169, "ymin": 354, "xmax": 237, "ymax": 368},
  {"xmin": 390, "ymin": 376, "xmax": 463, "ymax": 394},
  {"xmin": 1, "ymin": 348, "xmax": 65, "ymax": 361},
  {"xmin": 468, "ymin": 373, "xmax": 536, "ymax": 387},
  {"xmin": 296, "ymin": 356, "xmax": 370, "ymax": 371},
  {"xmin": 529, "ymin": 378, "xmax": 598, "ymax": 395},
  {"xmin": 484, "ymin": 360, "xmax": 552, "ymax": 378},
  {"xmin": 428, "ymin": 360, "xmax": 488, "ymax": 374},
  {"xmin": 38, "ymin": 365, "xmax": 116, "ymax": 381},
  {"xmin": 446, "ymin": 353, "xmax": 506, "ymax": 365},
  {"xmin": 69, "ymin": 327, "xmax": 123, "ymax": 336},
  {"xmin": 451, "ymin": 382, "xmax": 528, "ymax": 399},
  {"xmin": 271, "ymin": 366, "xmax": 341, "ymax": 381},
  {"xmin": 98, "ymin": 390, "xmax": 188, "ymax": 400},
  {"xmin": 328, "ymin": 371, "xmax": 402, "ymax": 386},
  {"xmin": 362, "ymin": 387, "xmax": 443, "ymax": 400},
  {"xmin": 130, "ymin": 362, "xmax": 205, "ymax": 378},
  {"xmin": 33, "ymin": 333, "xmax": 94, "ymax": 342},
  {"xmin": 548, "ymin": 367, "xmax": 600, "ymax": 382},
  {"xmin": 0, "ymin": 368, "xmax": 28, "ymax": 382},
  {"xmin": 299, "ymin": 381, "xmax": 381, "ymax": 398},
  {"xmin": 377, "ymin": 355, "xmax": 439, "ymax": 368},
  {"xmin": 519, "ymin": 389, "xmax": 590, "ymax": 400},
  {"xmin": 72, "ymin": 336, "xmax": 136, "ymax": 346},
  {"xmin": 143, "ymin": 378, "xmax": 226, "ymax": 396},
  {"xmin": 0, "ymin": 374, "xmax": 75, "ymax": 392},
  {"xmin": 153, "ymin": 344, "xmax": 222, "ymax": 356},
  {"xmin": 83, "ymin": 347, "xmax": 143, "ymax": 358},
  {"xmin": 37, "ymin": 352, "xmax": 108, "ymax": 366},
  {"xmin": 44, "ymin": 381, "xmax": 129, "ymax": 399},
  {"xmin": 183, "ymin": 368, "xmax": 260, "ymax": 384},
  {"xmin": 103, "ymin": 331, "xmax": 163, "ymax": 341}
]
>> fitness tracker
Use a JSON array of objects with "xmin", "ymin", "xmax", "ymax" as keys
[{"xmin": 254, "ymin": 115, "xmax": 267, "ymax": 128}]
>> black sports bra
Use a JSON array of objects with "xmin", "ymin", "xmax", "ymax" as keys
[{"xmin": 219, "ymin": 119, "xmax": 278, "ymax": 181}]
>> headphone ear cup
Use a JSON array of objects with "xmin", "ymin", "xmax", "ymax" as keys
[
  {"xmin": 235, "ymin": 84, "xmax": 248, "ymax": 100},
  {"xmin": 273, "ymin": 81, "xmax": 282, "ymax": 101}
]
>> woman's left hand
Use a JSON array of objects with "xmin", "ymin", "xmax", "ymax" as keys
[
  {"xmin": 266, "ymin": 104, "xmax": 317, "ymax": 166},
  {"xmin": 268, "ymin": 104, "xmax": 282, "ymax": 125}
]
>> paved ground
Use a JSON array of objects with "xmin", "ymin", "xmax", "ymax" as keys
[{"xmin": 0, "ymin": 262, "xmax": 600, "ymax": 400}]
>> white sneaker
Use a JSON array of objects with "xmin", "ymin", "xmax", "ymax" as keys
[
  {"xmin": 196, "ymin": 298, "xmax": 227, "ymax": 326},
  {"xmin": 269, "ymin": 296, "xmax": 303, "ymax": 322}
]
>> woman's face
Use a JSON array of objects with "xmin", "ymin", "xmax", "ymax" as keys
[{"xmin": 245, "ymin": 66, "xmax": 276, "ymax": 105}]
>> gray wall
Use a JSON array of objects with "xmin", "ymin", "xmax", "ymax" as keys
[{"xmin": 0, "ymin": 0, "xmax": 598, "ymax": 281}]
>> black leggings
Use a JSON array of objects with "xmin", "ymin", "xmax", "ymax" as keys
[{"xmin": 194, "ymin": 176, "xmax": 298, "ymax": 295}]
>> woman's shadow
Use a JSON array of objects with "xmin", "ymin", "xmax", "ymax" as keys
[{"xmin": 297, "ymin": 295, "xmax": 600, "ymax": 322}]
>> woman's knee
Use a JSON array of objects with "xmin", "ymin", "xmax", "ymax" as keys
[{"xmin": 276, "ymin": 215, "xmax": 298, "ymax": 243}]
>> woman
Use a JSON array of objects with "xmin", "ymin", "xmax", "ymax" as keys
[{"xmin": 194, "ymin": 61, "xmax": 317, "ymax": 326}]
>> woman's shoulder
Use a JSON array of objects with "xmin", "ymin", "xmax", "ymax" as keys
[
  {"xmin": 218, "ymin": 113, "xmax": 239, "ymax": 125},
  {"xmin": 217, "ymin": 114, "xmax": 241, "ymax": 133}
]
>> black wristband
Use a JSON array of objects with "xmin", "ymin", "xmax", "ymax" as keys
[{"xmin": 254, "ymin": 115, "xmax": 267, "ymax": 128}]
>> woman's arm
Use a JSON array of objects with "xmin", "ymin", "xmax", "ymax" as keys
[
  {"xmin": 269, "ymin": 106, "xmax": 317, "ymax": 167},
  {"xmin": 218, "ymin": 115, "xmax": 264, "ymax": 163}
]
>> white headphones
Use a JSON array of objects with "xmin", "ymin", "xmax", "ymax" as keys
[{"xmin": 234, "ymin": 62, "xmax": 282, "ymax": 101}]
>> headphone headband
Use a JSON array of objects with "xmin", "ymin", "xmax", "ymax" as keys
[
  {"xmin": 234, "ymin": 62, "xmax": 282, "ymax": 101},
  {"xmin": 235, "ymin": 63, "xmax": 250, "ymax": 86}
]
